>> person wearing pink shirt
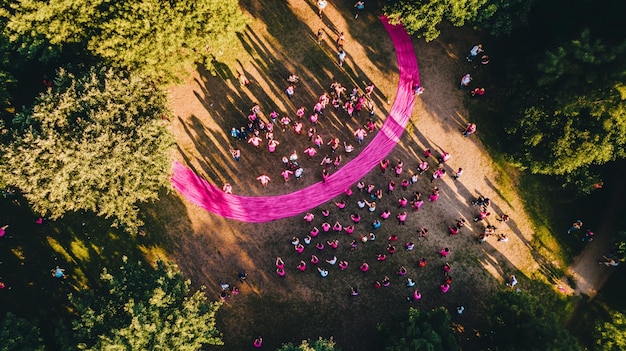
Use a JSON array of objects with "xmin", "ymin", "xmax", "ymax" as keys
[
  {"xmin": 333, "ymin": 221, "xmax": 343, "ymax": 232},
  {"xmin": 222, "ymin": 183, "xmax": 232, "ymax": 194},
  {"xmin": 322, "ymin": 169, "xmax": 330, "ymax": 183},
  {"xmin": 395, "ymin": 160, "xmax": 403, "ymax": 177},
  {"xmin": 304, "ymin": 212, "xmax": 315, "ymax": 223},
  {"xmin": 345, "ymin": 225, "xmax": 355, "ymax": 234},
  {"xmin": 439, "ymin": 247, "xmax": 451, "ymax": 257},
  {"xmin": 314, "ymin": 134, "xmax": 323, "ymax": 148},
  {"xmin": 248, "ymin": 135, "xmax": 262, "ymax": 148},
  {"xmin": 397, "ymin": 211, "xmax": 408, "ymax": 225},
  {"xmin": 333, "ymin": 155, "xmax": 342, "ymax": 168},
  {"xmin": 314, "ymin": 102, "xmax": 324, "ymax": 115},
  {"xmin": 380, "ymin": 209, "xmax": 391, "ymax": 220},
  {"xmin": 354, "ymin": 127, "xmax": 367, "ymax": 144},
  {"xmin": 321, "ymin": 222, "xmax": 331, "ymax": 232},
  {"xmin": 379, "ymin": 159, "xmax": 389, "ymax": 173},
  {"xmin": 412, "ymin": 198, "xmax": 424, "ymax": 211},
  {"xmin": 335, "ymin": 201, "xmax": 347, "ymax": 209},
  {"xmin": 268, "ymin": 139, "xmax": 279, "ymax": 153},
  {"xmin": 293, "ymin": 122, "xmax": 303, "ymax": 134},
  {"xmin": 310, "ymin": 227, "xmax": 320, "ymax": 237},
  {"xmin": 398, "ymin": 197, "xmax": 408, "ymax": 207},
  {"xmin": 311, "ymin": 254, "xmax": 320, "ymax": 264},
  {"xmin": 310, "ymin": 113, "xmax": 319, "ymax": 124},
  {"xmin": 281, "ymin": 169, "xmax": 293, "ymax": 183},
  {"xmin": 388, "ymin": 180, "xmax": 396, "ymax": 193},
  {"xmin": 256, "ymin": 174, "xmax": 270, "ymax": 187},
  {"xmin": 304, "ymin": 147, "xmax": 317, "ymax": 159},
  {"xmin": 296, "ymin": 106, "xmax": 306, "ymax": 119},
  {"xmin": 297, "ymin": 261, "xmax": 307, "ymax": 271}
]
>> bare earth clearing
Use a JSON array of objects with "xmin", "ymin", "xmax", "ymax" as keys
[{"xmin": 156, "ymin": 1, "xmax": 610, "ymax": 350}]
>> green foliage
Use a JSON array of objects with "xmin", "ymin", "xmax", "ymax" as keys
[
  {"xmin": 276, "ymin": 337, "xmax": 339, "ymax": 351},
  {"xmin": 379, "ymin": 307, "xmax": 458, "ymax": 351},
  {"xmin": 68, "ymin": 257, "xmax": 223, "ymax": 351},
  {"xmin": 385, "ymin": 0, "xmax": 484, "ymax": 41},
  {"xmin": 0, "ymin": 312, "xmax": 45, "ymax": 351},
  {"xmin": 0, "ymin": 23, "xmax": 16, "ymax": 121},
  {"xmin": 384, "ymin": 0, "xmax": 531, "ymax": 41},
  {"xmin": 474, "ymin": 0, "xmax": 533, "ymax": 37},
  {"xmin": 483, "ymin": 291, "xmax": 582, "ymax": 350},
  {"xmin": 507, "ymin": 30, "xmax": 626, "ymax": 178},
  {"xmin": 3, "ymin": 0, "xmax": 248, "ymax": 81},
  {"xmin": 0, "ymin": 67, "xmax": 174, "ymax": 233},
  {"xmin": 612, "ymin": 231, "xmax": 626, "ymax": 262},
  {"xmin": 594, "ymin": 310, "xmax": 626, "ymax": 351}
]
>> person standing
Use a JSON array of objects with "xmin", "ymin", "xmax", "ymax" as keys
[
  {"xmin": 567, "ymin": 220, "xmax": 583, "ymax": 234},
  {"xmin": 317, "ymin": 0, "xmax": 328, "ymax": 18},
  {"xmin": 453, "ymin": 168, "xmax": 463, "ymax": 179},
  {"xmin": 460, "ymin": 73, "xmax": 472, "ymax": 88},
  {"xmin": 336, "ymin": 32, "xmax": 345, "ymax": 50},
  {"xmin": 463, "ymin": 123, "xmax": 477, "ymax": 137},
  {"xmin": 338, "ymin": 49, "xmax": 346, "ymax": 67},
  {"xmin": 230, "ymin": 148, "xmax": 241, "ymax": 162},
  {"xmin": 317, "ymin": 28, "xmax": 324, "ymax": 44},
  {"xmin": 466, "ymin": 44, "xmax": 483, "ymax": 62},
  {"xmin": 354, "ymin": 1, "xmax": 365, "ymax": 18},
  {"xmin": 256, "ymin": 174, "xmax": 271, "ymax": 187}
]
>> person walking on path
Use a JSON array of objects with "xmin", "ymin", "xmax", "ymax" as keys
[
  {"xmin": 317, "ymin": 0, "xmax": 328, "ymax": 18},
  {"xmin": 568, "ymin": 220, "xmax": 583, "ymax": 234},
  {"xmin": 354, "ymin": 1, "xmax": 365, "ymax": 18},
  {"xmin": 338, "ymin": 49, "xmax": 346, "ymax": 67},
  {"xmin": 460, "ymin": 73, "xmax": 472, "ymax": 88},
  {"xmin": 453, "ymin": 168, "xmax": 463, "ymax": 179},
  {"xmin": 336, "ymin": 32, "xmax": 345, "ymax": 50},
  {"xmin": 463, "ymin": 123, "xmax": 477, "ymax": 137}
]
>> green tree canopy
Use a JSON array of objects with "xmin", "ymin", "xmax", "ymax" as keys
[
  {"xmin": 0, "ymin": 67, "xmax": 174, "ymax": 233},
  {"xmin": 276, "ymin": 337, "xmax": 339, "ymax": 351},
  {"xmin": 0, "ymin": 312, "xmax": 45, "ymax": 351},
  {"xmin": 3, "ymin": 0, "xmax": 248, "ymax": 81},
  {"xmin": 379, "ymin": 307, "xmax": 458, "ymax": 351},
  {"xmin": 507, "ymin": 29, "xmax": 626, "ymax": 178},
  {"xmin": 384, "ymin": 0, "xmax": 532, "ymax": 40},
  {"xmin": 482, "ymin": 291, "xmax": 582, "ymax": 350},
  {"xmin": 594, "ymin": 310, "xmax": 626, "ymax": 351},
  {"xmin": 68, "ymin": 257, "xmax": 223, "ymax": 351}
]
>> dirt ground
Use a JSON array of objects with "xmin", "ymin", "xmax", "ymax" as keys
[{"xmin": 159, "ymin": 0, "xmax": 609, "ymax": 350}]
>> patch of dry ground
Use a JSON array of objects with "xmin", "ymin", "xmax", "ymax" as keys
[{"xmin": 157, "ymin": 1, "xmax": 598, "ymax": 350}]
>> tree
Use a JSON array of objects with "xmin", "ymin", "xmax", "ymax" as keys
[
  {"xmin": 384, "ymin": 0, "xmax": 532, "ymax": 41},
  {"xmin": 473, "ymin": 0, "xmax": 534, "ymax": 37},
  {"xmin": 0, "ymin": 67, "xmax": 174, "ymax": 233},
  {"xmin": 2, "ymin": 0, "xmax": 248, "ymax": 82},
  {"xmin": 507, "ymin": 29, "xmax": 626, "ymax": 179},
  {"xmin": 68, "ymin": 257, "xmax": 223, "ymax": 351},
  {"xmin": 276, "ymin": 337, "xmax": 339, "ymax": 351},
  {"xmin": 482, "ymin": 291, "xmax": 583, "ymax": 350},
  {"xmin": 379, "ymin": 307, "xmax": 458, "ymax": 351},
  {"xmin": 594, "ymin": 310, "xmax": 626, "ymax": 351},
  {"xmin": 0, "ymin": 312, "xmax": 45, "ymax": 351}
]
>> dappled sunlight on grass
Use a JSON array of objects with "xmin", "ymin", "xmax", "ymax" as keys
[
  {"xmin": 10, "ymin": 246, "xmax": 26, "ymax": 262},
  {"xmin": 69, "ymin": 239, "xmax": 91, "ymax": 262},
  {"xmin": 138, "ymin": 244, "xmax": 170, "ymax": 265},
  {"xmin": 46, "ymin": 236, "xmax": 74, "ymax": 263}
]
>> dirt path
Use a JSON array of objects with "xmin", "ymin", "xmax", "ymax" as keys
[{"xmin": 562, "ymin": 164, "xmax": 626, "ymax": 297}]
